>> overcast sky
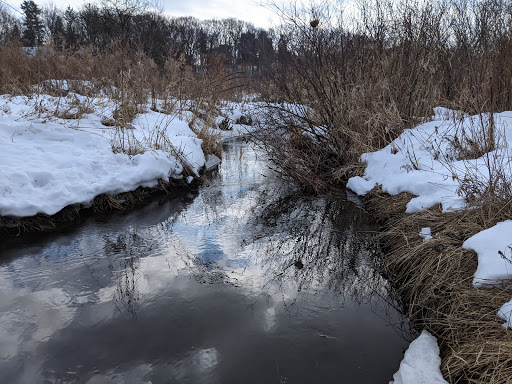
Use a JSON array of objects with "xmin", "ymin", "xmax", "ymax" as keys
[{"xmin": 3, "ymin": 0, "xmax": 281, "ymax": 28}]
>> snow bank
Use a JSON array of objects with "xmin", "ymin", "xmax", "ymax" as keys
[
  {"xmin": 347, "ymin": 110, "xmax": 512, "ymax": 213},
  {"xmin": 0, "ymin": 91, "xmax": 261, "ymax": 218},
  {"xmin": 462, "ymin": 220, "xmax": 512, "ymax": 286},
  {"xmin": 0, "ymin": 93, "xmax": 207, "ymax": 217},
  {"xmin": 0, "ymin": 119, "xmax": 180, "ymax": 217},
  {"xmin": 346, "ymin": 116, "xmax": 468, "ymax": 213},
  {"xmin": 390, "ymin": 330, "xmax": 447, "ymax": 384}
]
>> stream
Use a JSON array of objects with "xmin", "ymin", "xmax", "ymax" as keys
[{"xmin": 0, "ymin": 140, "xmax": 410, "ymax": 383}]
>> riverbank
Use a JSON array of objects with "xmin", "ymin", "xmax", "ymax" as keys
[
  {"xmin": 346, "ymin": 109, "xmax": 512, "ymax": 383},
  {"xmin": 0, "ymin": 87, "xmax": 254, "ymax": 236},
  {"xmin": 365, "ymin": 188, "xmax": 512, "ymax": 383}
]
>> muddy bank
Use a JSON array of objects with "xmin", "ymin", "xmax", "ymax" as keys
[
  {"xmin": 0, "ymin": 177, "xmax": 201, "ymax": 238},
  {"xmin": 359, "ymin": 186, "xmax": 512, "ymax": 383}
]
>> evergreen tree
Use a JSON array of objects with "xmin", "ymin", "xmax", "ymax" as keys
[
  {"xmin": 63, "ymin": 7, "xmax": 78, "ymax": 48},
  {"xmin": 52, "ymin": 15, "xmax": 64, "ymax": 49},
  {"xmin": 21, "ymin": 0, "xmax": 44, "ymax": 46}
]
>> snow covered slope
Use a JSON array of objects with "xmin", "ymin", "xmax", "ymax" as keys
[
  {"xmin": 0, "ymin": 93, "xmax": 205, "ymax": 217},
  {"xmin": 347, "ymin": 109, "xmax": 512, "ymax": 213}
]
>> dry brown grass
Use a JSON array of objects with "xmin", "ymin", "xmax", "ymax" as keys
[
  {"xmin": 193, "ymin": 125, "xmax": 222, "ymax": 158},
  {"xmin": 186, "ymin": 103, "xmax": 224, "ymax": 158},
  {"xmin": 0, "ymin": 43, "xmax": 32, "ymax": 94},
  {"xmin": 101, "ymin": 103, "xmax": 144, "ymax": 128},
  {"xmin": 363, "ymin": 186, "xmax": 512, "ymax": 383},
  {"xmin": 0, "ymin": 42, "xmax": 227, "ymax": 168},
  {"xmin": 52, "ymin": 94, "xmax": 94, "ymax": 119}
]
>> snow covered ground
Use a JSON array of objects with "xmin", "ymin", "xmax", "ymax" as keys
[
  {"xmin": 347, "ymin": 108, "xmax": 512, "ymax": 379},
  {"xmin": 348, "ymin": 108, "xmax": 512, "ymax": 213},
  {"xmin": 0, "ymin": 88, "xmax": 254, "ymax": 218}
]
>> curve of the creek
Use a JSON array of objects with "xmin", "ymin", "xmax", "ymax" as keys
[{"xmin": 0, "ymin": 139, "xmax": 410, "ymax": 383}]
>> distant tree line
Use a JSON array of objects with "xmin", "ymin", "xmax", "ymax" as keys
[{"xmin": 0, "ymin": 0, "xmax": 277, "ymax": 74}]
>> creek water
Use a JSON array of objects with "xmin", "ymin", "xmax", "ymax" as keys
[{"xmin": 0, "ymin": 140, "xmax": 410, "ymax": 383}]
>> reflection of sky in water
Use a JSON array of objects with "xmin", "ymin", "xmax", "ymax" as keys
[
  {"xmin": 0, "ymin": 141, "xmax": 409, "ymax": 383},
  {"xmin": 86, "ymin": 347, "xmax": 221, "ymax": 384}
]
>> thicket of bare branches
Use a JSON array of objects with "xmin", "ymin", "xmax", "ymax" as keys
[
  {"xmin": 257, "ymin": 0, "xmax": 512, "ymax": 192},
  {"xmin": 0, "ymin": 1, "xmax": 275, "ymax": 73}
]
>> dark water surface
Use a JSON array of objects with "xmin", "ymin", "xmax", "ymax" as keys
[{"xmin": 0, "ymin": 140, "xmax": 409, "ymax": 383}]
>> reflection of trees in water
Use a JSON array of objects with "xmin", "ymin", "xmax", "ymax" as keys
[
  {"xmin": 94, "ymin": 212, "xmax": 186, "ymax": 318},
  {"xmin": 102, "ymin": 232, "xmax": 149, "ymax": 317},
  {"xmin": 77, "ymin": 141, "xmax": 405, "ymax": 327},
  {"xmin": 92, "ymin": 224, "xmax": 226, "ymax": 318},
  {"xmin": 246, "ymin": 191, "xmax": 398, "ymax": 309},
  {"xmin": 192, "ymin": 258, "xmax": 244, "ymax": 287}
]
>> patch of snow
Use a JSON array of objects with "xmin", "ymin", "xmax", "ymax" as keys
[
  {"xmin": 21, "ymin": 46, "xmax": 38, "ymax": 57},
  {"xmin": 498, "ymin": 299, "xmax": 512, "ymax": 329},
  {"xmin": 347, "ymin": 110, "xmax": 512, "ymax": 214},
  {"xmin": 462, "ymin": 220, "xmax": 512, "ymax": 286},
  {"xmin": 419, "ymin": 227, "xmax": 433, "ymax": 242},
  {"xmin": 346, "ymin": 176, "xmax": 377, "ymax": 195},
  {"xmin": 390, "ymin": 330, "xmax": 447, "ymax": 384}
]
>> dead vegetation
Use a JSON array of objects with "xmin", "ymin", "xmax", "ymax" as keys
[
  {"xmin": 256, "ymin": 0, "xmax": 512, "ymax": 192},
  {"xmin": 0, "ymin": 40, "xmax": 245, "ymax": 157},
  {"xmin": 362, "ymin": 186, "xmax": 512, "ymax": 383}
]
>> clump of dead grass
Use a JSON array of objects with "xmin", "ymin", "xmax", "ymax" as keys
[
  {"xmin": 187, "ymin": 103, "xmax": 223, "ymax": 158},
  {"xmin": 194, "ymin": 125, "xmax": 222, "ymax": 159},
  {"xmin": 101, "ymin": 103, "xmax": 143, "ymax": 128},
  {"xmin": 53, "ymin": 94, "xmax": 94, "ymax": 120},
  {"xmin": 363, "ymin": 186, "xmax": 512, "ymax": 383}
]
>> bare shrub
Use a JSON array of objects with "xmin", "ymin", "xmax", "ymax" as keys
[
  {"xmin": 0, "ymin": 43, "xmax": 32, "ymax": 94},
  {"xmin": 257, "ymin": 0, "xmax": 512, "ymax": 191}
]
